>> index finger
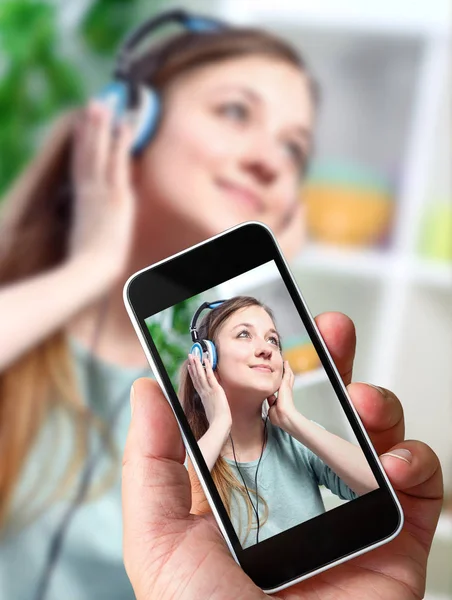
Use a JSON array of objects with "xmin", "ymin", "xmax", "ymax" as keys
[
  {"xmin": 203, "ymin": 355, "xmax": 219, "ymax": 387},
  {"xmin": 314, "ymin": 312, "xmax": 356, "ymax": 386},
  {"xmin": 347, "ymin": 382, "xmax": 405, "ymax": 455},
  {"xmin": 109, "ymin": 121, "xmax": 133, "ymax": 189}
]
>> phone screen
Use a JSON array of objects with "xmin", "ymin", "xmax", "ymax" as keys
[{"xmin": 143, "ymin": 259, "xmax": 380, "ymax": 550}]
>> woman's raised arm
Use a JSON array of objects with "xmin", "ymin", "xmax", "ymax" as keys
[
  {"xmin": 0, "ymin": 101, "xmax": 136, "ymax": 371},
  {"xmin": 187, "ymin": 353, "xmax": 232, "ymax": 472},
  {"xmin": 0, "ymin": 253, "xmax": 119, "ymax": 371}
]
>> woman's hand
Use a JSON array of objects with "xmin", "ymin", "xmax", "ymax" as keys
[
  {"xmin": 69, "ymin": 100, "xmax": 136, "ymax": 284},
  {"xmin": 122, "ymin": 312, "xmax": 443, "ymax": 600},
  {"xmin": 187, "ymin": 353, "xmax": 232, "ymax": 427},
  {"xmin": 267, "ymin": 359, "xmax": 297, "ymax": 429}
]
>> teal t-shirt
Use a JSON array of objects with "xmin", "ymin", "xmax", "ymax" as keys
[
  {"xmin": 224, "ymin": 419, "xmax": 358, "ymax": 549},
  {"xmin": 0, "ymin": 338, "xmax": 147, "ymax": 600}
]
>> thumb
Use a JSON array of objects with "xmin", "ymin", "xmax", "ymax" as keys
[
  {"xmin": 127, "ymin": 377, "xmax": 186, "ymax": 463},
  {"xmin": 122, "ymin": 378, "xmax": 192, "ymax": 576}
]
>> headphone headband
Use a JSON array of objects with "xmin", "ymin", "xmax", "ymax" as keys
[
  {"xmin": 190, "ymin": 300, "xmax": 226, "ymax": 343},
  {"xmin": 114, "ymin": 9, "xmax": 227, "ymax": 79}
]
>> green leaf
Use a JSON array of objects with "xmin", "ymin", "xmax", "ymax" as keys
[
  {"xmin": 80, "ymin": 0, "xmax": 140, "ymax": 55},
  {"xmin": 0, "ymin": 1, "xmax": 56, "ymax": 61}
]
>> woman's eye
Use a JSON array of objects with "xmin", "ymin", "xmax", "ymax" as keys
[
  {"xmin": 283, "ymin": 141, "xmax": 306, "ymax": 170},
  {"xmin": 268, "ymin": 336, "xmax": 279, "ymax": 346},
  {"xmin": 237, "ymin": 329, "xmax": 251, "ymax": 338},
  {"xmin": 217, "ymin": 101, "xmax": 249, "ymax": 122}
]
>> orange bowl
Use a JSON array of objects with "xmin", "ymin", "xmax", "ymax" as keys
[
  {"xmin": 304, "ymin": 185, "xmax": 394, "ymax": 247},
  {"xmin": 284, "ymin": 343, "xmax": 321, "ymax": 374}
]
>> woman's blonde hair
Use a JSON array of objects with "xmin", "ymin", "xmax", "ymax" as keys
[
  {"xmin": 0, "ymin": 25, "xmax": 316, "ymax": 528},
  {"xmin": 179, "ymin": 295, "xmax": 282, "ymax": 544}
]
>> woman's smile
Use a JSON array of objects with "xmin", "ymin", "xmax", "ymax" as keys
[
  {"xmin": 215, "ymin": 177, "xmax": 264, "ymax": 214},
  {"xmin": 249, "ymin": 363, "xmax": 273, "ymax": 373}
]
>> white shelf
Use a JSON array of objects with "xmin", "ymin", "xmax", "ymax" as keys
[
  {"xmin": 220, "ymin": 0, "xmax": 451, "ymax": 35},
  {"xmin": 411, "ymin": 259, "xmax": 452, "ymax": 290},
  {"xmin": 293, "ymin": 368, "xmax": 329, "ymax": 390},
  {"xmin": 435, "ymin": 512, "xmax": 452, "ymax": 542},
  {"xmin": 295, "ymin": 243, "xmax": 392, "ymax": 280},
  {"xmin": 296, "ymin": 246, "xmax": 452, "ymax": 290}
]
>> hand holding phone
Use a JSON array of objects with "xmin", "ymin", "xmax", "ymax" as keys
[
  {"xmin": 123, "ymin": 365, "xmax": 442, "ymax": 600},
  {"xmin": 123, "ymin": 222, "xmax": 443, "ymax": 595}
]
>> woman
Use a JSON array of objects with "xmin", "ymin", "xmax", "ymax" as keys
[
  {"xmin": 180, "ymin": 295, "xmax": 378, "ymax": 548},
  {"xmin": 0, "ymin": 8, "xmax": 442, "ymax": 600},
  {"xmin": 0, "ymin": 12, "xmax": 316, "ymax": 600}
]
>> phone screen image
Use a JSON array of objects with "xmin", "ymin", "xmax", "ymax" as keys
[{"xmin": 144, "ymin": 260, "xmax": 380, "ymax": 550}]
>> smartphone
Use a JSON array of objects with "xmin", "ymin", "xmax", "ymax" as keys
[{"xmin": 123, "ymin": 221, "xmax": 403, "ymax": 593}]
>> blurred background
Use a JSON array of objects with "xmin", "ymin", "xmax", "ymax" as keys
[{"xmin": 0, "ymin": 0, "xmax": 450, "ymax": 597}]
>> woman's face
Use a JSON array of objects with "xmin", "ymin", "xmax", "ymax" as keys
[
  {"xmin": 134, "ymin": 55, "xmax": 314, "ymax": 247},
  {"xmin": 215, "ymin": 305, "xmax": 284, "ymax": 399}
]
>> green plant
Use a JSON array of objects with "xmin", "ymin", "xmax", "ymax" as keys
[
  {"xmin": 0, "ymin": 0, "xmax": 164, "ymax": 197},
  {"xmin": 146, "ymin": 296, "xmax": 202, "ymax": 389},
  {"xmin": 0, "ymin": 0, "xmax": 83, "ymax": 194},
  {"xmin": 81, "ymin": 0, "xmax": 142, "ymax": 55}
]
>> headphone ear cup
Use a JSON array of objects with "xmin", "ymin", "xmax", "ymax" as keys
[
  {"xmin": 203, "ymin": 340, "xmax": 218, "ymax": 370},
  {"xmin": 190, "ymin": 342, "xmax": 203, "ymax": 363},
  {"xmin": 96, "ymin": 81, "xmax": 160, "ymax": 154},
  {"xmin": 189, "ymin": 340, "xmax": 218, "ymax": 370},
  {"xmin": 128, "ymin": 84, "xmax": 160, "ymax": 154}
]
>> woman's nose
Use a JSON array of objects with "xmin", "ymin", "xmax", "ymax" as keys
[
  {"xmin": 239, "ymin": 135, "xmax": 281, "ymax": 185},
  {"xmin": 255, "ymin": 342, "xmax": 272, "ymax": 359}
]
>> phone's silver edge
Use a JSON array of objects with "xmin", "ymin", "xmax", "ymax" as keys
[{"xmin": 122, "ymin": 220, "xmax": 404, "ymax": 595}]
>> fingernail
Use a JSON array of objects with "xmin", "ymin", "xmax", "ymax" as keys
[
  {"xmin": 130, "ymin": 384, "xmax": 135, "ymax": 416},
  {"xmin": 358, "ymin": 382, "xmax": 389, "ymax": 399},
  {"xmin": 381, "ymin": 449, "xmax": 412, "ymax": 464}
]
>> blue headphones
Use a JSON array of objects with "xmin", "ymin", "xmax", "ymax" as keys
[
  {"xmin": 96, "ymin": 9, "xmax": 227, "ymax": 155},
  {"xmin": 189, "ymin": 300, "xmax": 226, "ymax": 370}
]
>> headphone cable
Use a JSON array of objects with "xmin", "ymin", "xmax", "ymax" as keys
[
  {"xmin": 253, "ymin": 416, "xmax": 269, "ymax": 544},
  {"xmin": 229, "ymin": 413, "xmax": 269, "ymax": 546}
]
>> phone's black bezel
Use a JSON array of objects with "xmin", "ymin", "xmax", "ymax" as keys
[{"xmin": 125, "ymin": 222, "xmax": 402, "ymax": 590}]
